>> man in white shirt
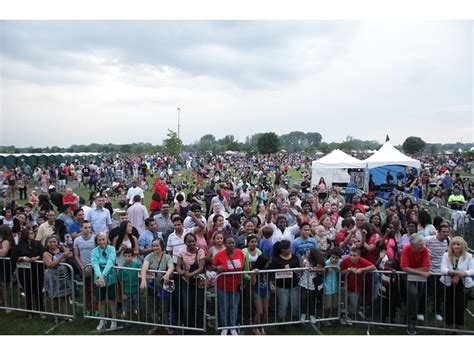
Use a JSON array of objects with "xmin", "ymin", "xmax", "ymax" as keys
[
  {"xmin": 126, "ymin": 180, "xmax": 144, "ymax": 205},
  {"xmin": 425, "ymin": 222, "xmax": 450, "ymax": 321}
]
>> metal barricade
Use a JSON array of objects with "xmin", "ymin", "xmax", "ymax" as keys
[
  {"xmin": 82, "ymin": 264, "xmax": 207, "ymax": 333},
  {"xmin": 0, "ymin": 257, "xmax": 75, "ymax": 321},
  {"xmin": 342, "ymin": 270, "xmax": 474, "ymax": 335},
  {"xmin": 214, "ymin": 266, "xmax": 341, "ymax": 334}
]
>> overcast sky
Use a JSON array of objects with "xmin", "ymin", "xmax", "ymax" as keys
[{"xmin": 0, "ymin": 20, "xmax": 472, "ymax": 148}]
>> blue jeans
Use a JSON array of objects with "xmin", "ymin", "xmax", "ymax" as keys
[
  {"xmin": 217, "ymin": 289, "xmax": 240, "ymax": 328},
  {"xmin": 276, "ymin": 287, "xmax": 300, "ymax": 320}
]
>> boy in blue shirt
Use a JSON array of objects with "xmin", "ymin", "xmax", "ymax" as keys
[{"xmin": 119, "ymin": 248, "xmax": 140, "ymax": 325}]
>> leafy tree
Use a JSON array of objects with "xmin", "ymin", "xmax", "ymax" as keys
[
  {"xmin": 163, "ymin": 129, "xmax": 182, "ymax": 156},
  {"xmin": 257, "ymin": 132, "xmax": 280, "ymax": 154},
  {"xmin": 198, "ymin": 134, "xmax": 217, "ymax": 152},
  {"xmin": 402, "ymin": 136, "xmax": 426, "ymax": 154}
]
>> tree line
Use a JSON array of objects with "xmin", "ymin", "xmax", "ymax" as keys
[{"xmin": 1, "ymin": 132, "xmax": 471, "ymax": 156}]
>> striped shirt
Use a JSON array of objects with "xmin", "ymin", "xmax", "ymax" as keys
[{"xmin": 425, "ymin": 236, "xmax": 449, "ymax": 273}]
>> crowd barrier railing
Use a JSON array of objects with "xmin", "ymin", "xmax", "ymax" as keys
[
  {"xmin": 213, "ymin": 266, "xmax": 341, "ymax": 334},
  {"xmin": 2, "ymin": 257, "xmax": 474, "ymax": 336},
  {"xmin": 82, "ymin": 264, "xmax": 208, "ymax": 333},
  {"xmin": 0, "ymin": 257, "xmax": 76, "ymax": 321},
  {"xmin": 342, "ymin": 269, "xmax": 474, "ymax": 335}
]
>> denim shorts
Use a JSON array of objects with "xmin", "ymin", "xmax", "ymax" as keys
[{"xmin": 123, "ymin": 293, "xmax": 139, "ymax": 312}]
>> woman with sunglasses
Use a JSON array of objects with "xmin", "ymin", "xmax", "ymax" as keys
[{"xmin": 91, "ymin": 232, "xmax": 118, "ymax": 331}]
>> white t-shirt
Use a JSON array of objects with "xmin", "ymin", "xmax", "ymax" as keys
[
  {"xmin": 166, "ymin": 228, "xmax": 194, "ymax": 264},
  {"xmin": 127, "ymin": 186, "xmax": 145, "ymax": 205}
]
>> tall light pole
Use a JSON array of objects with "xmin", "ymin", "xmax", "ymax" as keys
[{"xmin": 177, "ymin": 107, "xmax": 181, "ymax": 155}]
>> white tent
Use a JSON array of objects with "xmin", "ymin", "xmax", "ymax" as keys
[
  {"xmin": 311, "ymin": 149, "xmax": 365, "ymax": 187},
  {"xmin": 364, "ymin": 141, "xmax": 421, "ymax": 169}
]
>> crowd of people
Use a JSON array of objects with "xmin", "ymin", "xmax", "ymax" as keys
[{"xmin": 0, "ymin": 150, "xmax": 473, "ymax": 335}]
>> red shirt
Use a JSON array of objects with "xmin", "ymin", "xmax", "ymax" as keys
[
  {"xmin": 149, "ymin": 199, "xmax": 163, "ymax": 212},
  {"xmin": 400, "ymin": 245, "xmax": 430, "ymax": 270},
  {"xmin": 351, "ymin": 203, "xmax": 366, "ymax": 214},
  {"xmin": 62, "ymin": 195, "xmax": 78, "ymax": 211},
  {"xmin": 335, "ymin": 229, "xmax": 348, "ymax": 247},
  {"xmin": 340, "ymin": 256, "xmax": 374, "ymax": 293},
  {"xmin": 213, "ymin": 249, "xmax": 244, "ymax": 292}
]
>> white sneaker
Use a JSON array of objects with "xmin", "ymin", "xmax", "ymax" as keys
[
  {"xmin": 435, "ymin": 314, "xmax": 443, "ymax": 321},
  {"xmin": 310, "ymin": 316, "xmax": 317, "ymax": 324},
  {"xmin": 96, "ymin": 320, "xmax": 106, "ymax": 331},
  {"xmin": 109, "ymin": 321, "xmax": 117, "ymax": 330},
  {"xmin": 300, "ymin": 314, "xmax": 306, "ymax": 322},
  {"xmin": 220, "ymin": 329, "xmax": 228, "ymax": 336},
  {"xmin": 417, "ymin": 314, "xmax": 425, "ymax": 321},
  {"xmin": 230, "ymin": 329, "xmax": 238, "ymax": 335}
]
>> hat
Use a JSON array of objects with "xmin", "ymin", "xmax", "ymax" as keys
[
  {"xmin": 243, "ymin": 201, "xmax": 252, "ymax": 206},
  {"xmin": 48, "ymin": 185, "xmax": 56, "ymax": 190},
  {"xmin": 227, "ymin": 213, "xmax": 241, "ymax": 221}
]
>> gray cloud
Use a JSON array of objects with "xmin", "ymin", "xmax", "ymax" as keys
[{"xmin": 0, "ymin": 20, "xmax": 472, "ymax": 147}]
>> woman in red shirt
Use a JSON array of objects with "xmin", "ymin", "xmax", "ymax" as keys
[{"xmin": 213, "ymin": 235, "xmax": 244, "ymax": 335}]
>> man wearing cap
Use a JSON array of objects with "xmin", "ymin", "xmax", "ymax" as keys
[
  {"xmin": 48, "ymin": 185, "xmax": 64, "ymax": 212},
  {"xmin": 227, "ymin": 213, "xmax": 241, "ymax": 238},
  {"xmin": 126, "ymin": 180, "xmax": 144, "ymax": 206},
  {"xmin": 183, "ymin": 203, "xmax": 207, "ymax": 229}
]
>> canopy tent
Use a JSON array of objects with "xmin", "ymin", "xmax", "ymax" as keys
[
  {"xmin": 363, "ymin": 141, "xmax": 421, "ymax": 170},
  {"xmin": 363, "ymin": 141, "xmax": 421, "ymax": 192},
  {"xmin": 310, "ymin": 149, "xmax": 365, "ymax": 187}
]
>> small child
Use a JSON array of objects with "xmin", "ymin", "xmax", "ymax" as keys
[
  {"xmin": 208, "ymin": 231, "xmax": 225, "ymax": 258},
  {"xmin": 251, "ymin": 254, "xmax": 270, "ymax": 335},
  {"xmin": 119, "ymin": 248, "xmax": 140, "ymax": 325},
  {"xmin": 258, "ymin": 226, "xmax": 274, "ymax": 260},
  {"xmin": 299, "ymin": 248, "xmax": 326, "ymax": 324},
  {"xmin": 314, "ymin": 225, "xmax": 329, "ymax": 254},
  {"xmin": 202, "ymin": 257, "xmax": 217, "ymax": 329},
  {"xmin": 323, "ymin": 247, "xmax": 342, "ymax": 322},
  {"xmin": 378, "ymin": 260, "xmax": 400, "ymax": 323}
]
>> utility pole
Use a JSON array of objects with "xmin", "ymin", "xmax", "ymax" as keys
[{"xmin": 177, "ymin": 107, "xmax": 181, "ymax": 155}]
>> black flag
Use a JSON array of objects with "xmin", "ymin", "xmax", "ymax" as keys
[{"xmin": 385, "ymin": 134, "xmax": 390, "ymax": 142}]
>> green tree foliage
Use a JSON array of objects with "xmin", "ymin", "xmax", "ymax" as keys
[
  {"xmin": 279, "ymin": 131, "xmax": 322, "ymax": 152},
  {"xmin": 402, "ymin": 136, "xmax": 426, "ymax": 154},
  {"xmin": 257, "ymin": 132, "xmax": 281, "ymax": 154},
  {"xmin": 163, "ymin": 129, "xmax": 182, "ymax": 156}
]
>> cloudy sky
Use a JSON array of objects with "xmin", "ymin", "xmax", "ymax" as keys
[{"xmin": 0, "ymin": 20, "xmax": 472, "ymax": 148}]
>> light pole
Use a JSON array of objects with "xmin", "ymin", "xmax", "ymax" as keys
[{"xmin": 177, "ymin": 107, "xmax": 181, "ymax": 155}]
